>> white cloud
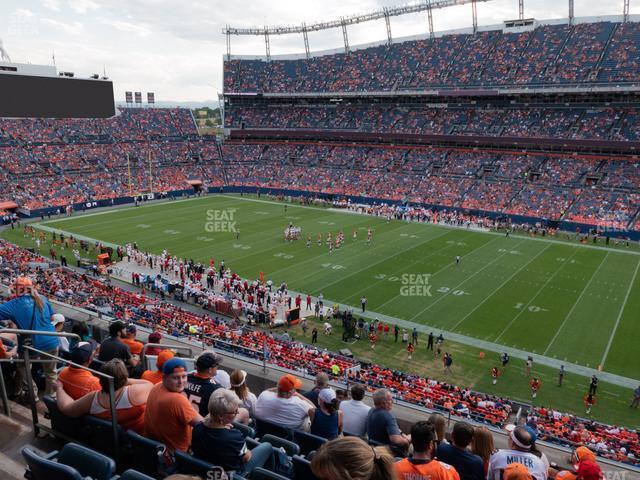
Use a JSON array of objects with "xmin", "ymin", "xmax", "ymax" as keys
[
  {"xmin": 15, "ymin": 8, "xmax": 35, "ymax": 18},
  {"xmin": 41, "ymin": 18, "xmax": 84, "ymax": 35},
  {"xmin": 103, "ymin": 20, "xmax": 152, "ymax": 37},
  {"xmin": 67, "ymin": 0, "xmax": 99, "ymax": 14},
  {"xmin": 1, "ymin": 0, "xmax": 638, "ymax": 102},
  {"xmin": 42, "ymin": 0, "xmax": 62, "ymax": 12}
]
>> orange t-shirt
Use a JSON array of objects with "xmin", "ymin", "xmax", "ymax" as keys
[
  {"xmin": 121, "ymin": 338, "xmax": 143, "ymax": 356},
  {"xmin": 58, "ymin": 366, "xmax": 101, "ymax": 399},
  {"xmin": 144, "ymin": 383, "xmax": 200, "ymax": 453},
  {"xmin": 396, "ymin": 458, "xmax": 461, "ymax": 480},
  {"xmin": 141, "ymin": 369, "xmax": 163, "ymax": 385}
]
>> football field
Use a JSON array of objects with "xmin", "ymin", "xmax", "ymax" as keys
[{"xmin": 24, "ymin": 194, "xmax": 639, "ymax": 382}]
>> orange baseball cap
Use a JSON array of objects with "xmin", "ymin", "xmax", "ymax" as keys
[
  {"xmin": 574, "ymin": 446, "xmax": 597, "ymax": 463},
  {"xmin": 555, "ymin": 470, "xmax": 577, "ymax": 480},
  {"xmin": 156, "ymin": 349, "xmax": 175, "ymax": 369},
  {"xmin": 278, "ymin": 374, "xmax": 302, "ymax": 392},
  {"xmin": 503, "ymin": 463, "xmax": 533, "ymax": 480},
  {"xmin": 14, "ymin": 277, "xmax": 33, "ymax": 287}
]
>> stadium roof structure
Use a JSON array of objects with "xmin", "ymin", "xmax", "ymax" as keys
[{"xmin": 223, "ymin": 0, "xmax": 633, "ymax": 60}]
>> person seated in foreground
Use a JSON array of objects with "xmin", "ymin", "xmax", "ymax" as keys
[
  {"xmin": 396, "ymin": 420, "xmax": 460, "ymax": 480},
  {"xmin": 436, "ymin": 421, "xmax": 485, "ymax": 480},
  {"xmin": 311, "ymin": 436, "xmax": 398, "ymax": 480},
  {"xmin": 58, "ymin": 341, "xmax": 101, "ymax": 399},
  {"xmin": 254, "ymin": 373, "xmax": 316, "ymax": 430},
  {"xmin": 141, "ymin": 348, "xmax": 175, "ymax": 385},
  {"xmin": 55, "ymin": 358, "xmax": 153, "ymax": 434},
  {"xmin": 144, "ymin": 358, "xmax": 203, "ymax": 453},
  {"xmin": 192, "ymin": 388, "xmax": 274, "ymax": 475}
]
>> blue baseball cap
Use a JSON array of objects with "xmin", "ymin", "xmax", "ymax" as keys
[
  {"xmin": 524, "ymin": 425, "xmax": 538, "ymax": 443},
  {"xmin": 162, "ymin": 357, "xmax": 187, "ymax": 375}
]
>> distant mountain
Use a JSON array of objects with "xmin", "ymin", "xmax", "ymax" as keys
[{"xmin": 116, "ymin": 100, "xmax": 221, "ymax": 109}]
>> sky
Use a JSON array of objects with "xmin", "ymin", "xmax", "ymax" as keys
[{"xmin": 0, "ymin": 0, "xmax": 637, "ymax": 103}]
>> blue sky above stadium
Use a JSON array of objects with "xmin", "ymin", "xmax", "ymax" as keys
[{"xmin": 0, "ymin": 0, "xmax": 636, "ymax": 103}]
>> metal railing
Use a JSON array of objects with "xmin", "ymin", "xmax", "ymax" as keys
[
  {"xmin": 139, "ymin": 342, "xmax": 193, "ymax": 371},
  {"xmin": 22, "ymin": 345, "xmax": 123, "ymax": 465},
  {"xmin": 0, "ymin": 329, "xmax": 80, "ymax": 417}
]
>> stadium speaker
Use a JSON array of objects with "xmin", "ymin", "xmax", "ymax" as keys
[{"xmin": 339, "ymin": 348, "xmax": 354, "ymax": 358}]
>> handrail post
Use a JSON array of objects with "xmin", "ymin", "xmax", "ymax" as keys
[
  {"xmin": 23, "ymin": 347, "xmax": 40, "ymax": 436},
  {"xmin": 108, "ymin": 376, "xmax": 120, "ymax": 464},
  {"xmin": 0, "ymin": 362, "xmax": 10, "ymax": 416}
]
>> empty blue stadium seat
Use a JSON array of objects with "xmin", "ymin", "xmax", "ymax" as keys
[
  {"xmin": 260, "ymin": 434, "xmax": 300, "ymax": 457},
  {"xmin": 175, "ymin": 450, "xmax": 225, "ymax": 478},
  {"xmin": 126, "ymin": 429, "xmax": 165, "ymax": 477},
  {"xmin": 255, "ymin": 418, "xmax": 293, "ymax": 440},
  {"xmin": 22, "ymin": 447, "xmax": 84, "ymax": 480},
  {"xmin": 119, "ymin": 469, "xmax": 157, "ymax": 480},
  {"xmin": 56, "ymin": 443, "xmax": 116, "ymax": 480},
  {"xmin": 233, "ymin": 420, "xmax": 256, "ymax": 439},
  {"xmin": 42, "ymin": 396, "xmax": 86, "ymax": 444},
  {"xmin": 293, "ymin": 430, "xmax": 326, "ymax": 457},
  {"xmin": 292, "ymin": 455, "xmax": 319, "ymax": 480},
  {"xmin": 249, "ymin": 467, "xmax": 290, "ymax": 480},
  {"xmin": 22, "ymin": 443, "xmax": 116, "ymax": 480}
]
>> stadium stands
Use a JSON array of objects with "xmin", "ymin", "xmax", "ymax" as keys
[{"xmin": 224, "ymin": 21, "xmax": 640, "ymax": 92}]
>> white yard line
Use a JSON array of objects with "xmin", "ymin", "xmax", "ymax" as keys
[
  {"xmin": 342, "ymin": 230, "xmax": 479, "ymax": 305},
  {"xmin": 600, "ymin": 257, "xmax": 640, "ymax": 368},
  {"xmin": 296, "ymin": 228, "xmax": 453, "ymax": 293},
  {"xmin": 34, "ymin": 194, "xmax": 640, "ymax": 256},
  {"xmin": 374, "ymin": 234, "xmax": 504, "ymax": 312},
  {"xmin": 409, "ymin": 238, "xmax": 527, "ymax": 321},
  {"xmin": 450, "ymin": 242, "xmax": 553, "ymax": 331},
  {"xmin": 543, "ymin": 252, "xmax": 610, "ymax": 355},
  {"xmin": 494, "ymin": 248, "xmax": 581, "ymax": 343}
]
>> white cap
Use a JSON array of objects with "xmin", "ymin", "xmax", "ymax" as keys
[
  {"xmin": 318, "ymin": 388, "xmax": 336, "ymax": 404},
  {"xmin": 51, "ymin": 313, "xmax": 65, "ymax": 325}
]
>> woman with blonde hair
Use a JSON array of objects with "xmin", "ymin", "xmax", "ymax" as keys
[
  {"xmin": 311, "ymin": 436, "xmax": 398, "ymax": 480},
  {"xmin": 0, "ymin": 277, "xmax": 58, "ymax": 400},
  {"xmin": 229, "ymin": 369, "xmax": 257, "ymax": 416},
  {"xmin": 428, "ymin": 413, "xmax": 447, "ymax": 445},
  {"xmin": 471, "ymin": 426, "xmax": 495, "ymax": 476}
]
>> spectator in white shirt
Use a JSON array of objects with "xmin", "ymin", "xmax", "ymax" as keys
[
  {"xmin": 487, "ymin": 426, "xmax": 548, "ymax": 480},
  {"xmin": 255, "ymin": 374, "xmax": 315, "ymax": 430},
  {"xmin": 339, "ymin": 384, "xmax": 371, "ymax": 437}
]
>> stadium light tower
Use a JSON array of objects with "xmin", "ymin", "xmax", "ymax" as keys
[
  {"xmin": 341, "ymin": 17, "xmax": 350, "ymax": 53},
  {"xmin": 519, "ymin": 0, "xmax": 524, "ymax": 20},
  {"xmin": 223, "ymin": 0, "xmax": 490, "ymax": 59},
  {"xmin": 568, "ymin": 0, "xmax": 574, "ymax": 25},
  {"xmin": 472, "ymin": 0, "xmax": 478, "ymax": 33},
  {"xmin": 302, "ymin": 22, "xmax": 311, "ymax": 59},
  {"xmin": 384, "ymin": 7, "xmax": 393, "ymax": 45},
  {"xmin": 0, "ymin": 38, "xmax": 11, "ymax": 62},
  {"xmin": 624, "ymin": 0, "xmax": 630, "ymax": 22},
  {"xmin": 426, "ymin": 0, "xmax": 435, "ymax": 39}
]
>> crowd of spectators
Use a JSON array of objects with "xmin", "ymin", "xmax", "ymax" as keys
[
  {"xmin": 224, "ymin": 21, "xmax": 640, "ymax": 93},
  {"xmin": 1, "ymin": 238, "xmax": 637, "ymax": 474},
  {"xmin": 225, "ymin": 104, "xmax": 640, "ymax": 141}
]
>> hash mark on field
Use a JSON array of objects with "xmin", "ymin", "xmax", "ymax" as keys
[
  {"xmin": 494, "ymin": 248, "xmax": 580, "ymax": 343},
  {"xmin": 600, "ymin": 258, "xmax": 640, "ymax": 368},
  {"xmin": 543, "ymin": 252, "xmax": 610, "ymax": 355},
  {"xmin": 409, "ymin": 238, "xmax": 525, "ymax": 320}
]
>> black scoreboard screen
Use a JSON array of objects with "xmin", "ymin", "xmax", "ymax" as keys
[{"xmin": 0, "ymin": 73, "xmax": 115, "ymax": 118}]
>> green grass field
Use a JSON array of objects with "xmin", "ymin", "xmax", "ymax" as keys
[{"xmin": 3, "ymin": 194, "xmax": 640, "ymax": 427}]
